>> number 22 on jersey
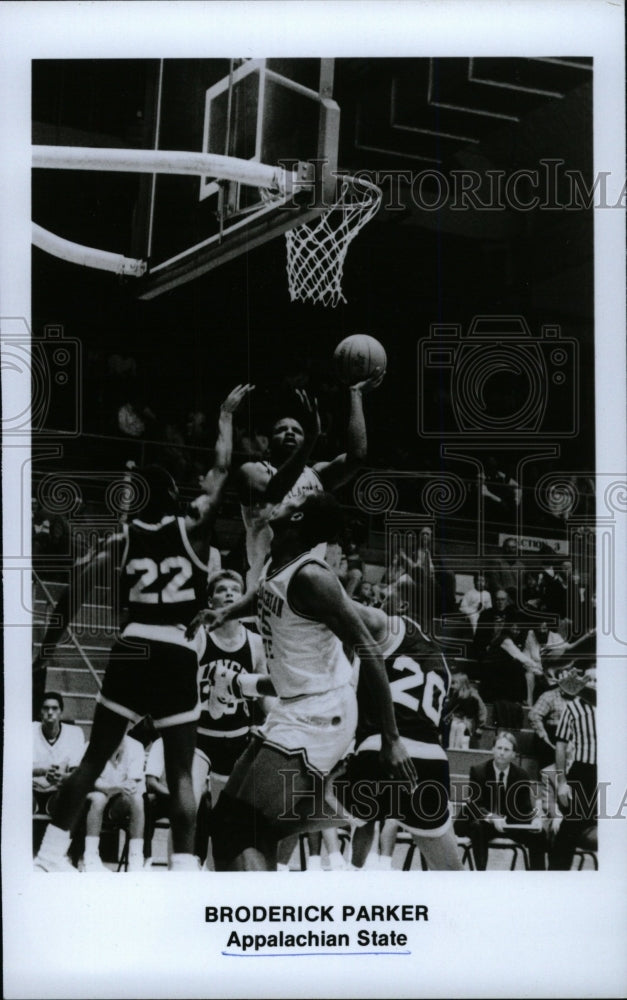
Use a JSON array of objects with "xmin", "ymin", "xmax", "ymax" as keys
[
  {"xmin": 390, "ymin": 655, "xmax": 446, "ymax": 725},
  {"xmin": 126, "ymin": 556, "xmax": 194, "ymax": 604}
]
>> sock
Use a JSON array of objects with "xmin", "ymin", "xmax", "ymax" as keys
[
  {"xmin": 347, "ymin": 863, "xmax": 361, "ymax": 871},
  {"xmin": 378, "ymin": 855, "xmax": 393, "ymax": 870},
  {"xmin": 38, "ymin": 824, "xmax": 71, "ymax": 859},
  {"xmin": 129, "ymin": 838, "xmax": 143, "ymax": 862},
  {"xmin": 307, "ymin": 855, "xmax": 322, "ymax": 871},
  {"xmin": 84, "ymin": 835, "xmax": 100, "ymax": 859},
  {"xmin": 327, "ymin": 851, "xmax": 345, "ymax": 870},
  {"xmin": 169, "ymin": 853, "xmax": 199, "ymax": 871},
  {"xmin": 277, "ymin": 863, "xmax": 290, "ymax": 872}
]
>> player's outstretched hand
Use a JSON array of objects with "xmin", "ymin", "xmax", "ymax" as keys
[
  {"xmin": 380, "ymin": 736, "xmax": 418, "ymax": 790},
  {"xmin": 221, "ymin": 383, "xmax": 255, "ymax": 414},
  {"xmin": 295, "ymin": 389, "xmax": 321, "ymax": 442},
  {"xmin": 352, "ymin": 365, "xmax": 386, "ymax": 394},
  {"xmin": 185, "ymin": 608, "xmax": 226, "ymax": 640}
]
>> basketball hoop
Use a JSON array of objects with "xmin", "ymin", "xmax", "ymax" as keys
[{"xmin": 284, "ymin": 175, "xmax": 382, "ymax": 307}]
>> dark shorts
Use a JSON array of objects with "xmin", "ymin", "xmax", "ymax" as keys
[
  {"xmin": 334, "ymin": 750, "xmax": 452, "ymax": 835},
  {"xmin": 99, "ymin": 633, "xmax": 201, "ymax": 729},
  {"xmin": 196, "ymin": 731, "xmax": 250, "ymax": 778}
]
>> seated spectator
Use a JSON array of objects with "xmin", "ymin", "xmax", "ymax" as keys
[
  {"xmin": 488, "ymin": 538, "xmax": 525, "ymax": 604},
  {"xmin": 33, "ymin": 692, "xmax": 85, "ymax": 849},
  {"xmin": 471, "ymin": 589, "xmax": 516, "ymax": 673},
  {"xmin": 342, "ymin": 539, "xmax": 365, "ymax": 598},
  {"xmin": 521, "ymin": 572, "xmax": 542, "ymax": 610},
  {"xmin": 456, "ymin": 731, "xmax": 546, "ymax": 870},
  {"xmin": 459, "ymin": 573, "xmax": 492, "ymax": 636},
  {"xmin": 143, "ymin": 736, "xmax": 210, "ymax": 869},
  {"xmin": 445, "ymin": 673, "xmax": 487, "ymax": 749},
  {"xmin": 537, "ymin": 555, "xmax": 568, "ymax": 622},
  {"xmin": 522, "ymin": 621, "xmax": 564, "ymax": 700},
  {"xmin": 76, "ymin": 734, "xmax": 145, "ymax": 873}
]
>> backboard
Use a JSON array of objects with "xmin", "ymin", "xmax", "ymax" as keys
[{"xmin": 132, "ymin": 58, "xmax": 340, "ymax": 299}]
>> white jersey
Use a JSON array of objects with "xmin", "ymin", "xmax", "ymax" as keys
[
  {"xmin": 241, "ymin": 464, "xmax": 325, "ymax": 585},
  {"xmin": 257, "ymin": 551, "xmax": 353, "ymax": 699},
  {"xmin": 32, "ymin": 721, "xmax": 86, "ymax": 791}
]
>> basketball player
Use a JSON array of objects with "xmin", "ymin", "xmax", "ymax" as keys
[
  {"xmin": 336, "ymin": 586, "xmax": 462, "ymax": 871},
  {"xmin": 238, "ymin": 369, "xmax": 383, "ymax": 587},
  {"xmin": 186, "ymin": 491, "xmax": 417, "ymax": 871},
  {"xmin": 33, "ymin": 384, "xmax": 252, "ymax": 872},
  {"xmin": 198, "ymin": 572, "xmax": 274, "ymax": 785}
]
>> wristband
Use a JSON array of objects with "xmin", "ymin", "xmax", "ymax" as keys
[{"xmin": 237, "ymin": 673, "xmax": 264, "ymax": 699}]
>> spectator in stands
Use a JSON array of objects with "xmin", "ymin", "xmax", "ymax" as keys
[
  {"xmin": 76, "ymin": 734, "xmax": 145, "ymax": 873},
  {"xmin": 459, "ymin": 573, "xmax": 492, "ymax": 636},
  {"xmin": 488, "ymin": 537, "xmax": 525, "ymax": 604},
  {"xmin": 471, "ymin": 589, "xmax": 516, "ymax": 669},
  {"xmin": 480, "ymin": 457, "xmax": 521, "ymax": 523},
  {"xmin": 482, "ymin": 620, "xmax": 532, "ymax": 728},
  {"xmin": 457, "ymin": 731, "xmax": 546, "ymax": 870},
  {"xmin": 522, "ymin": 571, "xmax": 542, "ymax": 610},
  {"xmin": 548, "ymin": 667, "xmax": 597, "ymax": 870},
  {"xmin": 537, "ymin": 553, "xmax": 568, "ymax": 622},
  {"xmin": 528, "ymin": 668, "xmax": 569, "ymax": 770},
  {"xmin": 560, "ymin": 562, "xmax": 591, "ymax": 640},
  {"xmin": 339, "ymin": 528, "xmax": 366, "ymax": 598},
  {"xmin": 33, "ymin": 692, "xmax": 85, "ymax": 833},
  {"xmin": 32, "ymin": 499, "xmax": 71, "ymax": 561},
  {"xmin": 522, "ymin": 621, "xmax": 564, "ymax": 702},
  {"xmin": 444, "ymin": 673, "xmax": 487, "ymax": 749}
]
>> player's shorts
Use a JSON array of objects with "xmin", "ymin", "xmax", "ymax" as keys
[
  {"xmin": 196, "ymin": 730, "xmax": 250, "ymax": 778},
  {"xmin": 335, "ymin": 735, "xmax": 452, "ymax": 837},
  {"xmin": 98, "ymin": 623, "xmax": 206, "ymax": 729},
  {"xmin": 258, "ymin": 684, "xmax": 357, "ymax": 776}
]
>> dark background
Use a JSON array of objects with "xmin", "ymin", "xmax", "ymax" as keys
[{"xmin": 31, "ymin": 57, "xmax": 595, "ymax": 532}]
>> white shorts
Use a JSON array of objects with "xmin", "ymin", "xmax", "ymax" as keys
[{"xmin": 258, "ymin": 684, "xmax": 358, "ymax": 775}]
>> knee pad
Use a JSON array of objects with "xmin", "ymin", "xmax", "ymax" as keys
[{"xmin": 211, "ymin": 792, "xmax": 276, "ymax": 870}]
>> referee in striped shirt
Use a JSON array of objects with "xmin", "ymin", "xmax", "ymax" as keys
[{"xmin": 548, "ymin": 665, "xmax": 597, "ymax": 870}]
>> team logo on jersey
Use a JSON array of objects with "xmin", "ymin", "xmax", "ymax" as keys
[{"xmin": 201, "ymin": 658, "xmax": 249, "ymax": 720}]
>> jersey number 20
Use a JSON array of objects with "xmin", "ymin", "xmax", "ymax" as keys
[
  {"xmin": 390, "ymin": 655, "xmax": 446, "ymax": 725},
  {"xmin": 127, "ymin": 556, "xmax": 194, "ymax": 604}
]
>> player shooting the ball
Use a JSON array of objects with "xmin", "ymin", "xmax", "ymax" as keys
[{"xmin": 238, "ymin": 337, "xmax": 385, "ymax": 586}]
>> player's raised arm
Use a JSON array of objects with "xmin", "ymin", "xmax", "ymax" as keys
[
  {"xmin": 190, "ymin": 384, "xmax": 254, "ymax": 529},
  {"xmin": 290, "ymin": 562, "xmax": 417, "ymax": 786},
  {"xmin": 314, "ymin": 367, "xmax": 384, "ymax": 491}
]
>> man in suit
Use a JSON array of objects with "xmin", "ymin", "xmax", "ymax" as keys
[{"xmin": 457, "ymin": 730, "xmax": 546, "ymax": 870}]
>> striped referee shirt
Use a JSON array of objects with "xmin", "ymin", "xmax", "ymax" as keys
[{"xmin": 556, "ymin": 698, "xmax": 597, "ymax": 765}]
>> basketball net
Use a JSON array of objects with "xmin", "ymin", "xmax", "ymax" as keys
[{"xmin": 283, "ymin": 175, "xmax": 382, "ymax": 307}]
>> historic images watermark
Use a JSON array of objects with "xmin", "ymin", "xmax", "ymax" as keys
[{"xmin": 277, "ymin": 158, "xmax": 626, "ymax": 212}]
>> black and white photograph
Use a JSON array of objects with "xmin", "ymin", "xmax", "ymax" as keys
[{"xmin": 2, "ymin": 2, "xmax": 626, "ymax": 998}]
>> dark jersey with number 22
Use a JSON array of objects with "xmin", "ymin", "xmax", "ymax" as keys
[
  {"xmin": 120, "ymin": 516, "xmax": 209, "ymax": 627},
  {"xmin": 356, "ymin": 615, "xmax": 450, "ymax": 747}
]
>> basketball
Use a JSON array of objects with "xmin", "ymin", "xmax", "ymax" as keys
[{"xmin": 333, "ymin": 334, "xmax": 387, "ymax": 385}]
